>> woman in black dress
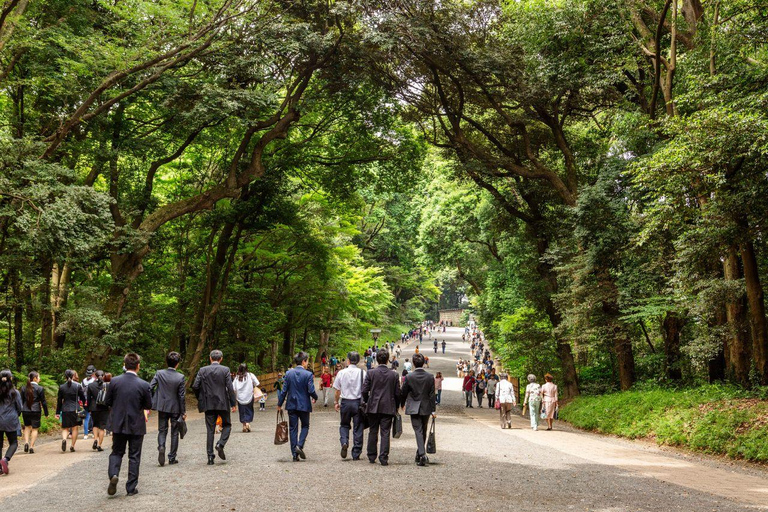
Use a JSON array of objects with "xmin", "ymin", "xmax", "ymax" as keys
[
  {"xmin": 20, "ymin": 371, "xmax": 48, "ymax": 454},
  {"xmin": 56, "ymin": 369, "xmax": 85, "ymax": 452},
  {"xmin": 86, "ymin": 370, "xmax": 109, "ymax": 451}
]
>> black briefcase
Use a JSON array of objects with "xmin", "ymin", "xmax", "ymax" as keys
[
  {"xmin": 177, "ymin": 416, "xmax": 188, "ymax": 439},
  {"xmin": 392, "ymin": 413, "xmax": 403, "ymax": 439}
]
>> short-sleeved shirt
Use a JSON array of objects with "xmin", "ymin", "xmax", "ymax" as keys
[{"xmin": 332, "ymin": 366, "xmax": 365, "ymax": 400}]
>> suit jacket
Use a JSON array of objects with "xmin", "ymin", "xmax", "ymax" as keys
[
  {"xmin": 86, "ymin": 381, "xmax": 110, "ymax": 412},
  {"xmin": 56, "ymin": 381, "xmax": 85, "ymax": 413},
  {"xmin": 277, "ymin": 366, "xmax": 318, "ymax": 413},
  {"xmin": 362, "ymin": 364, "xmax": 401, "ymax": 416},
  {"xmin": 150, "ymin": 368, "xmax": 186, "ymax": 415},
  {"xmin": 0, "ymin": 389, "xmax": 22, "ymax": 432},
  {"xmin": 401, "ymin": 368, "xmax": 436, "ymax": 416},
  {"xmin": 104, "ymin": 372, "xmax": 152, "ymax": 436},
  {"xmin": 192, "ymin": 363, "xmax": 236, "ymax": 412},
  {"xmin": 19, "ymin": 382, "xmax": 48, "ymax": 416}
]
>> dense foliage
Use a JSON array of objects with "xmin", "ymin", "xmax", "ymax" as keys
[{"xmin": 2, "ymin": 0, "xmax": 768, "ymax": 400}]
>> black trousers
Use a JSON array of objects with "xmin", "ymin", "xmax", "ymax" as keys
[
  {"xmin": 109, "ymin": 433, "xmax": 144, "ymax": 493},
  {"xmin": 1, "ymin": 430, "xmax": 18, "ymax": 461},
  {"xmin": 410, "ymin": 414, "xmax": 430, "ymax": 458},
  {"xmin": 157, "ymin": 411, "xmax": 181, "ymax": 460},
  {"xmin": 339, "ymin": 399, "xmax": 364, "ymax": 459},
  {"xmin": 204, "ymin": 410, "xmax": 231, "ymax": 457},
  {"xmin": 366, "ymin": 413, "xmax": 393, "ymax": 463}
]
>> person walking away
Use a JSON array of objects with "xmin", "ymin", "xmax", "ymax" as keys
[
  {"xmin": 434, "ymin": 372, "xmax": 443, "ymax": 405},
  {"xmin": 320, "ymin": 367, "xmax": 333, "ymax": 408},
  {"xmin": 86, "ymin": 370, "xmax": 110, "ymax": 452},
  {"xmin": 404, "ymin": 358, "xmax": 412, "ymax": 373},
  {"xmin": 150, "ymin": 352, "xmax": 187, "ymax": 465},
  {"xmin": 0, "ymin": 370, "xmax": 22, "ymax": 475},
  {"xmin": 192, "ymin": 349, "xmax": 237, "ymax": 465},
  {"xmin": 400, "ymin": 353, "xmax": 436, "ymax": 467},
  {"xmin": 105, "ymin": 353, "xmax": 152, "ymax": 496},
  {"xmin": 496, "ymin": 374, "xmax": 516, "ymax": 429},
  {"xmin": 56, "ymin": 369, "xmax": 85, "ymax": 452},
  {"xmin": 541, "ymin": 373, "xmax": 559, "ymax": 431},
  {"xmin": 365, "ymin": 352, "xmax": 374, "ymax": 370},
  {"xmin": 232, "ymin": 363, "xmax": 259, "ymax": 433},
  {"xmin": 363, "ymin": 349, "xmax": 400, "ymax": 466},
  {"xmin": 441, "ymin": 340, "xmax": 446, "ymax": 354},
  {"xmin": 277, "ymin": 352, "xmax": 318, "ymax": 462},
  {"xmin": 475, "ymin": 373, "xmax": 487, "ymax": 407},
  {"xmin": 523, "ymin": 374, "xmax": 542, "ymax": 431},
  {"xmin": 433, "ymin": 340, "xmax": 438, "ymax": 353},
  {"xmin": 81, "ymin": 365, "xmax": 96, "ymax": 440},
  {"xmin": 462, "ymin": 370, "xmax": 476, "ymax": 408},
  {"xmin": 333, "ymin": 351, "xmax": 365, "ymax": 461},
  {"xmin": 396, "ymin": 345, "xmax": 402, "ymax": 358},
  {"xmin": 20, "ymin": 371, "xmax": 48, "ymax": 454},
  {"xmin": 486, "ymin": 372, "xmax": 499, "ymax": 409}
]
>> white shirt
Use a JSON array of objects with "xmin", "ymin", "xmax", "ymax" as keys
[
  {"xmin": 497, "ymin": 380, "xmax": 516, "ymax": 404},
  {"xmin": 332, "ymin": 365, "xmax": 365, "ymax": 400},
  {"xmin": 404, "ymin": 361, "xmax": 413, "ymax": 372},
  {"xmin": 232, "ymin": 372, "xmax": 260, "ymax": 404}
]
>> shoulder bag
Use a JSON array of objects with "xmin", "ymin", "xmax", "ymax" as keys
[
  {"xmin": 426, "ymin": 417, "xmax": 436, "ymax": 454},
  {"xmin": 392, "ymin": 412, "xmax": 403, "ymax": 439},
  {"xmin": 274, "ymin": 410, "xmax": 289, "ymax": 445}
]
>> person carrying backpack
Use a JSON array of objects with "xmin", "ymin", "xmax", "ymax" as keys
[{"xmin": 86, "ymin": 370, "xmax": 110, "ymax": 451}]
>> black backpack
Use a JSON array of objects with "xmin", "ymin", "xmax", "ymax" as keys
[{"xmin": 96, "ymin": 383, "xmax": 108, "ymax": 406}]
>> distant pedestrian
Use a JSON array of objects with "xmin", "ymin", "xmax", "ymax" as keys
[
  {"xmin": 105, "ymin": 353, "xmax": 152, "ymax": 496},
  {"xmin": 320, "ymin": 367, "xmax": 333, "ymax": 407},
  {"xmin": 541, "ymin": 374, "xmax": 559, "ymax": 431},
  {"xmin": 20, "ymin": 371, "xmax": 48, "ymax": 455},
  {"xmin": 333, "ymin": 351, "xmax": 365, "ymax": 461},
  {"xmin": 232, "ymin": 363, "xmax": 259, "ymax": 433},
  {"xmin": 404, "ymin": 358, "xmax": 412, "ymax": 372},
  {"xmin": 475, "ymin": 373, "xmax": 486, "ymax": 407},
  {"xmin": 277, "ymin": 352, "xmax": 318, "ymax": 462},
  {"xmin": 259, "ymin": 389, "xmax": 267, "ymax": 411},
  {"xmin": 86, "ymin": 370, "xmax": 110, "ymax": 452},
  {"xmin": 192, "ymin": 350, "xmax": 237, "ymax": 465},
  {"xmin": 433, "ymin": 340, "xmax": 438, "ymax": 353},
  {"xmin": 56, "ymin": 369, "xmax": 85, "ymax": 452},
  {"xmin": 0, "ymin": 369, "xmax": 22, "ymax": 475},
  {"xmin": 82, "ymin": 365, "xmax": 96, "ymax": 440},
  {"xmin": 496, "ymin": 374, "xmax": 516, "ymax": 429},
  {"xmin": 400, "ymin": 353, "xmax": 436, "ymax": 467},
  {"xmin": 523, "ymin": 374, "xmax": 542, "ymax": 431},
  {"xmin": 150, "ymin": 351, "xmax": 186, "ymax": 465},
  {"xmin": 486, "ymin": 372, "xmax": 499, "ymax": 409},
  {"xmin": 363, "ymin": 349, "xmax": 401, "ymax": 465},
  {"xmin": 463, "ymin": 370, "xmax": 476, "ymax": 408},
  {"xmin": 441, "ymin": 340, "xmax": 446, "ymax": 354},
  {"xmin": 434, "ymin": 372, "xmax": 443, "ymax": 405}
]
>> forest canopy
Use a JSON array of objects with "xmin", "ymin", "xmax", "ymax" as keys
[{"xmin": 2, "ymin": 0, "xmax": 768, "ymax": 394}]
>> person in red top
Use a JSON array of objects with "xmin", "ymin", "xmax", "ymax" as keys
[
  {"xmin": 320, "ymin": 367, "xmax": 334, "ymax": 408},
  {"xmin": 462, "ymin": 371, "xmax": 476, "ymax": 408}
]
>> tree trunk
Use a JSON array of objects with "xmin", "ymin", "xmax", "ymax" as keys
[
  {"xmin": 722, "ymin": 245, "xmax": 751, "ymax": 385},
  {"xmin": 39, "ymin": 258, "xmax": 54, "ymax": 357},
  {"xmin": 51, "ymin": 262, "xmax": 71, "ymax": 349},
  {"xmin": 282, "ymin": 310, "xmax": 293, "ymax": 356},
  {"xmin": 662, "ymin": 311, "xmax": 684, "ymax": 380},
  {"xmin": 740, "ymin": 240, "xmax": 768, "ymax": 384},
  {"xmin": 11, "ymin": 270, "xmax": 23, "ymax": 370},
  {"xmin": 598, "ymin": 269, "xmax": 636, "ymax": 390}
]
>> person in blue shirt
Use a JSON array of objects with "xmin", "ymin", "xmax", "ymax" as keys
[{"xmin": 277, "ymin": 352, "xmax": 318, "ymax": 462}]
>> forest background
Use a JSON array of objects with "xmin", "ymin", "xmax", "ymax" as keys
[{"xmin": 1, "ymin": 0, "xmax": 768, "ymax": 458}]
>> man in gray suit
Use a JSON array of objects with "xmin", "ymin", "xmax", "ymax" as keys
[
  {"xmin": 192, "ymin": 349, "xmax": 236, "ymax": 465},
  {"xmin": 150, "ymin": 351, "xmax": 186, "ymax": 467},
  {"xmin": 400, "ymin": 352, "xmax": 436, "ymax": 467}
]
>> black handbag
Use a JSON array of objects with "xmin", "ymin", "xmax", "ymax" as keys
[
  {"xmin": 392, "ymin": 412, "xmax": 403, "ymax": 439},
  {"xmin": 426, "ymin": 417, "xmax": 436, "ymax": 454},
  {"xmin": 358, "ymin": 369, "xmax": 370, "ymax": 429},
  {"xmin": 177, "ymin": 416, "xmax": 188, "ymax": 439}
]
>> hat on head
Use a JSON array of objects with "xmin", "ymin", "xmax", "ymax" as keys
[{"xmin": 86, "ymin": 365, "xmax": 96, "ymax": 376}]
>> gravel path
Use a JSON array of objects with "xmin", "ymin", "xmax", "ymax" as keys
[{"xmin": 2, "ymin": 328, "xmax": 766, "ymax": 511}]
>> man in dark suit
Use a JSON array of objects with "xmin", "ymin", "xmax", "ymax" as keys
[
  {"xmin": 277, "ymin": 351, "xmax": 318, "ymax": 462},
  {"xmin": 400, "ymin": 352, "xmax": 436, "ymax": 467},
  {"xmin": 105, "ymin": 353, "xmax": 152, "ymax": 496},
  {"xmin": 363, "ymin": 349, "xmax": 401, "ymax": 466},
  {"xmin": 192, "ymin": 349, "xmax": 236, "ymax": 465},
  {"xmin": 150, "ymin": 351, "xmax": 186, "ymax": 466}
]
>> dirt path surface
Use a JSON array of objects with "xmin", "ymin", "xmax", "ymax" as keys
[{"xmin": 2, "ymin": 327, "xmax": 766, "ymax": 511}]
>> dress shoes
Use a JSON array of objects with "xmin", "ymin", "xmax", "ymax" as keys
[
  {"xmin": 340, "ymin": 443, "xmax": 348, "ymax": 459},
  {"xmin": 215, "ymin": 443, "xmax": 226, "ymax": 460},
  {"xmin": 107, "ymin": 476, "xmax": 119, "ymax": 496},
  {"xmin": 417, "ymin": 456, "xmax": 427, "ymax": 467},
  {"xmin": 292, "ymin": 455, "xmax": 300, "ymax": 462},
  {"xmin": 169, "ymin": 459, "xmax": 178, "ymax": 465},
  {"xmin": 127, "ymin": 490, "xmax": 139, "ymax": 496},
  {"xmin": 158, "ymin": 446, "xmax": 166, "ymax": 466},
  {"xmin": 296, "ymin": 446, "xmax": 306, "ymax": 460},
  {"xmin": 207, "ymin": 456, "xmax": 215, "ymax": 465}
]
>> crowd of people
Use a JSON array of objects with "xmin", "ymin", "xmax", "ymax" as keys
[{"xmin": 0, "ymin": 319, "xmax": 559, "ymax": 497}]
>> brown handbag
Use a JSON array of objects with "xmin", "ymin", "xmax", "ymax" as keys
[{"xmin": 274, "ymin": 410, "xmax": 289, "ymax": 445}]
